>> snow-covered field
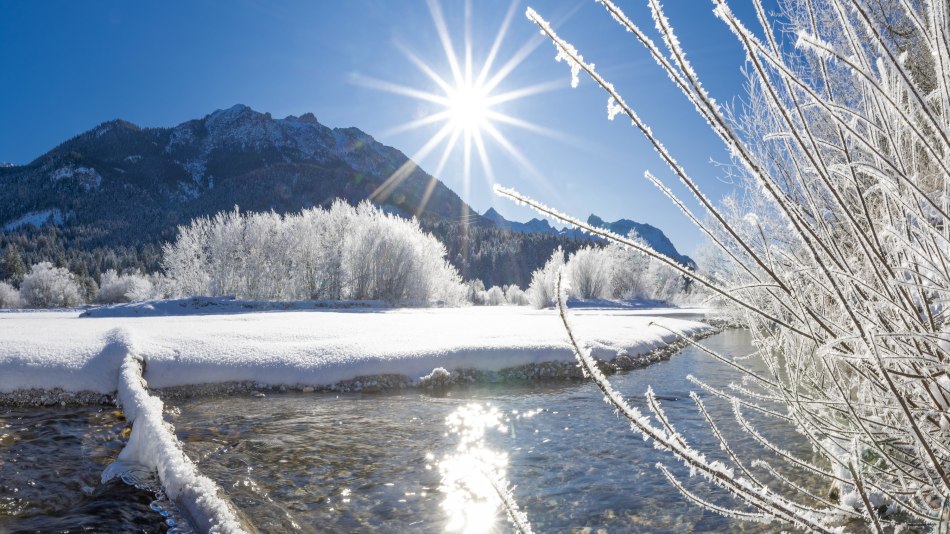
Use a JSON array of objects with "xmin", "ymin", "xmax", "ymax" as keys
[{"xmin": 0, "ymin": 303, "xmax": 710, "ymax": 397}]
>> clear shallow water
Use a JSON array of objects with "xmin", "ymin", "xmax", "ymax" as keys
[
  {"xmin": 169, "ymin": 329, "xmax": 820, "ymax": 533},
  {"xmin": 0, "ymin": 329, "xmax": 823, "ymax": 532},
  {"xmin": 0, "ymin": 405, "xmax": 172, "ymax": 533}
]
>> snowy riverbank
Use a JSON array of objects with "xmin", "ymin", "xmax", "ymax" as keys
[{"xmin": 0, "ymin": 304, "xmax": 711, "ymax": 404}]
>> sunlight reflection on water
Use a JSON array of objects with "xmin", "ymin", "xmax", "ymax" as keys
[{"xmin": 438, "ymin": 404, "xmax": 511, "ymax": 533}]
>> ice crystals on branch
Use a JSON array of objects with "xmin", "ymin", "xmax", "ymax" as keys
[
  {"xmin": 794, "ymin": 30, "xmax": 837, "ymax": 62},
  {"xmin": 526, "ymin": 7, "xmax": 584, "ymax": 89},
  {"xmin": 607, "ymin": 96, "xmax": 623, "ymax": 121},
  {"xmin": 512, "ymin": 0, "xmax": 950, "ymax": 529}
]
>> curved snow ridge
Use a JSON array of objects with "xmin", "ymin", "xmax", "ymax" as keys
[{"xmin": 102, "ymin": 330, "xmax": 253, "ymax": 534}]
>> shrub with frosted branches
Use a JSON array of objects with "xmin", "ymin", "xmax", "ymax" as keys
[
  {"xmin": 503, "ymin": 0, "xmax": 950, "ymax": 530},
  {"xmin": 565, "ymin": 246, "xmax": 610, "ymax": 299},
  {"xmin": 465, "ymin": 279, "xmax": 488, "ymax": 305},
  {"xmin": 504, "ymin": 284, "xmax": 530, "ymax": 306},
  {"xmin": 96, "ymin": 269, "xmax": 155, "ymax": 304},
  {"xmin": 525, "ymin": 246, "xmax": 564, "ymax": 308},
  {"xmin": 0, "ymin": 281, "xmax": 21, "ymax": 308},
  {"xmin": 19, "ymin": 262, "xmax": 83, "ymax": 308},
  {"xmin": 485, "ymin": 285, "xmax": 506, "ymax": 306},
  {"xmin": 528, "ymin": 240, "xmax": 689, "ymax": 304}
]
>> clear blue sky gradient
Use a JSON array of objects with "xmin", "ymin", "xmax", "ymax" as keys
[{"xmin": 0, "ymin": 1, "xmax": 779, "ymax": 257}]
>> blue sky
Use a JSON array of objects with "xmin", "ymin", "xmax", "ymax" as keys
[{"xmin": 0, "ymin": 0, "xmax": 775, "ymax": 257}]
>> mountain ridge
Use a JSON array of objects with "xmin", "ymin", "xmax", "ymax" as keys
[
  {"xmin": 0, "ymin": 104, "xmax": 484, "ymax": 247},
  {"xmin": 481, "ymin": 208, "xmax": 695, "ymax": 269}
]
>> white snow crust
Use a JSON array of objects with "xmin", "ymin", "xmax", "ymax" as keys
[{"xmin": 0, "ymin": 305, "xmax": 710, "ymax": 394}]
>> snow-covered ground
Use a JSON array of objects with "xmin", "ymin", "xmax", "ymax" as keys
[{"xmin": 0, "ymin": 304, "xmax": 711, "ymax": 396}]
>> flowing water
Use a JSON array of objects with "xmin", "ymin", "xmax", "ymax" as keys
[
  {"xmin": 0, "ymin": 405, "xmax": 174, "ymax": 533},
  {"xmin": 0, "ymin": 329, "xmax": 822, "ymax": 532}
]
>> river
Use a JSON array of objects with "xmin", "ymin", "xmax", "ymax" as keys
[{"xmin": 0, "ymin": 329, "xmax": 821, "ymax": 532}]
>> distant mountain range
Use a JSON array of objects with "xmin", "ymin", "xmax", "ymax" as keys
[
  {"xmin": 0, "ymin": 104, "xmax": 694, "ymax": 283},
  {"xmin": 482, "ymin": 208, "xmax": 695, "ymax": 269},
  {"xmin": 483, "ymin": 207, "xmax": 558, "ymax": 235}
]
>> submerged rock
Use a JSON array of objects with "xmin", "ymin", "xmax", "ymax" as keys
[{"xmin": 418, "ymin": 367, "xmax": 453, "ymax": 391}]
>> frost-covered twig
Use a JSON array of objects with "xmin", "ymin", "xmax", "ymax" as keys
[
  {"xmin": 554, "ymin": 270, "xmax": 838, "ymax": 532},
  {"xmin": 514, "ymin": 0, "xmax": 950, "ymax": 528}
]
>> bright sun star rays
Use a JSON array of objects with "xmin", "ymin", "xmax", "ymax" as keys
[{"xmin": 360, "ymin": 0, "xmax": 560, "ymax": 220}]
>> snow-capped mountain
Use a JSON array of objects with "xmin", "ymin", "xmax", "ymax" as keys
[
  {"xmin": 482, "ymin": 208, "xmax": 695, "ymax": 269},
  {"xmin": 0, "ymin": 104, "xmax": 481, "ymax": 246}
]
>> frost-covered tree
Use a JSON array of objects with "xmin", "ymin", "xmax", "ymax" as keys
[
  {"xmin": 96, "ymin": 269, "xmax": 154, "ymax": 304},
  {"xmin": 566, "ymin": 246, "xmax": 609, "ymax": 299},
  {"xmin": 603, "ymin": 237, "xmax": 652, "ymax": 299},
  {"xmin": 504, "ymin": 284, "xmax": 530, "ymax": 306},
  {"xmin": 0, "ymin": 281, "xmax": 21, "ymax": 308},
  {"xmin": 465, "ymin": 279, "xmax": 488, "ymax": 305},
  {"xmin": 147, "ymin": 273, "xmax": 173, "ymax": 301},
  {"xmin": 500, "ymin": 0, "xmax": 950, "ymax": 530},
  {"xmin": 525, "ymin": 246, "xmax": 564, "ymax": 308},
  {"xmin": 528, "ymin": 240, "xmax": 689, "ymax": 304},
  {"xmin": 485, "ymin": 285, "xmax": 506, "ymax": 306},
  {"xmin": 162, "ymin": 201, "xmax": 465, "ymax": 306},
  {"xmin": 19, "ymin": 262, "xmax": 83, "ymax": 308}
]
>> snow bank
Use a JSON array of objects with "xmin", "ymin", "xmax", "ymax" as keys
[
  {"xmin": 81, "ymin": 296, "xmax": 386, "ymax": 318},
  {"xmin": 0, "ymin": 306, "xmax": 711, "ymax": 396},
  {"xmin": 563, "ymin": 297, "xmax": 708, "ymax": 314},
  {"xmin": 101, "ymin": 331, "xmax": 250, "ymax": 533}
]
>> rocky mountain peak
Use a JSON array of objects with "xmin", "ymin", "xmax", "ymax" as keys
[
  {"xmin": 587, "ymin": 214, "xmax": 605, "ymax": 228},
  {"xmin": 483, "ymin": 207, "xmax": 504, "ymax": 221},
  {"xmin": 0, "ymin": 104, "xmax": 480, "ymax": 247},
  {"xmin": 587, "ymin": 213, "xmax": 695, "ymax": 269}
]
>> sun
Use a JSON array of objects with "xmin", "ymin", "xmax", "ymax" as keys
[
  {"xmin": 446, "ymin": 82, "xmax": 490, "ymax": 133},
  {"xmin": 357, "ymin": 0, "xmax": 561, "ymax": 217}
]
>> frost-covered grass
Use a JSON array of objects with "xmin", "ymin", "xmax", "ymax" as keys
[{"xmin": 0, "ymin": 305, "xmax": 710, "ymax": 399}]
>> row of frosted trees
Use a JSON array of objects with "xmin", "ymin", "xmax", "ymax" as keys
[
  {"xmin": 0, "ymin": 263, "xmax": 157, "ymax": 308},
  {"xmin": 524, "ymin": 240, "xmax": 691, "ymax": 308},
  {"xmin": 0, "ymin": 200, "xmax": 690, "ymax": 308},
  {"xmin": 161, "ymin": 200, "xmax": 467, "ymax": 306}
]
